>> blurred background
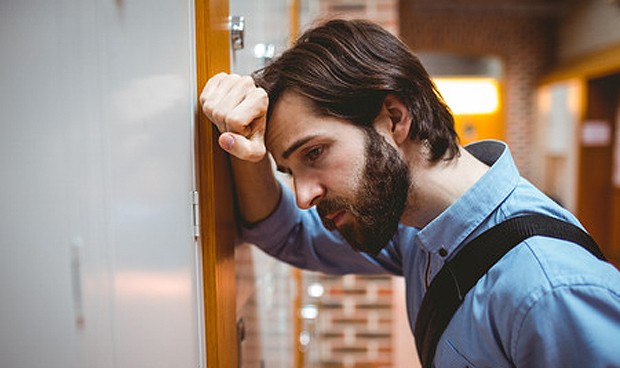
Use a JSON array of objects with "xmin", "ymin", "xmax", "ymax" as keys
[{"xmin": 1, "ymin": 0, "xmax": 619, "ymax": 367}]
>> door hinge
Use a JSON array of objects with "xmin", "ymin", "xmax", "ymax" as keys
[{"xmin": 192, "ymin": 191, "xmax": 200, "ymax": 239}]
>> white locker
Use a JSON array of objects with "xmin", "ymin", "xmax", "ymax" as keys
[{"xmin": 0, "ymin": 0, "xmax": 204, "ymax": 367}]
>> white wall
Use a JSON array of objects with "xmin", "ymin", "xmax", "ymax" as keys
[{"xmin": 0, "ymin": 1, "xmax": 203, "ymax": 367}]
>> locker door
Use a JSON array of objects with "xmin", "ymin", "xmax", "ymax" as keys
[
  {"xmin": 95, "ymin": 1, "xmax": 203, "ymax": 366},
  {"xmin": 1, "ymin": 0, "xmax": 203, "ymax": 367},
  {"xmin": 0, "ymin": 1, "xmax": 102, "ymax": 366}
]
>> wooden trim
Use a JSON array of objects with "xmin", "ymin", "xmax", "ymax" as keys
[
  {"xmin": 290, "ymin": 0, "xmax": 301, "ymax": 45},
  {"xmin": 194, "ymin": 1, "xmax": 238, "ymax": 367},
  {"xmin": 542, "ymin": 43, "xmax": 620, "ymax": 84}
]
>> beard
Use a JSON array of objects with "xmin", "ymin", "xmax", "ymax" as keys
[{"xmin": 316, "ymin": 127, "xmax": 411, "ymax": 256}]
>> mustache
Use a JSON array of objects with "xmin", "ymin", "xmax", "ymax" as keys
[
  {"xmin": 316, "ymin": 198, "xmax": 344, "ymax": 230},
  {"xmin": 317, "ymin": 198, "xmax": 346, "ymax": 217},
  {"xmin": 316, "ymin": 197, "xmax": 366, "ymax": 218},
  {"xmin": 316, "ymin": 197, "xmax": 353, "ymax": 230}
]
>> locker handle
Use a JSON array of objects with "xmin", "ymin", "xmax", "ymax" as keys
[{"xmin": 70, "ymin": 240, "xmax": 85, "ymax": 329}]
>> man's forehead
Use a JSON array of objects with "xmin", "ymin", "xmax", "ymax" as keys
[{"xmin": 265, "ymin": 91, "xmax": 317, "ymax": 157}]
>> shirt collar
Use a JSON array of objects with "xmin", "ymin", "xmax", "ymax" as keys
[{"xmin": 415, "ymin": 140, "xmax": 521, "ymax": 256}]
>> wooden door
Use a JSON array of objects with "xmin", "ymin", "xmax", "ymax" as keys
[
  {"xmin": 577, "ymin": 73, "xmax": 620, "ymax": 265},
  {"xmin": 194, "ymin": 1, "xmax": 238, "ymax": 367},
  {"xmin": 611, "ymin": 92, "xmax": 620, "ymax": 264}
]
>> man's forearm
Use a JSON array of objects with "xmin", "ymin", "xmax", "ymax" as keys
[
  {"xmin": 230, "ymin": 155, "xmax": 281, "ymax": 225},
  {"xmin": 200, "ymin": 73, "xmax": 277, "ymax": 224}
]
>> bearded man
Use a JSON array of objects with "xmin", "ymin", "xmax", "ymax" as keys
[{"xmin": 200, "ymin": 19, "xmax": 620, "ymax": 368}]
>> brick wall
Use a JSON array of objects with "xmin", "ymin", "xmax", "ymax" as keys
[
  {"xmin": 399, "ymin": 0, "xmax": 558, "ymax": 177},
  {"xmin": 303, "ymin": 273, "xmax": 396, "ymax": 367}
]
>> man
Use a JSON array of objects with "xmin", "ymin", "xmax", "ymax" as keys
[{"xmin": 201, "ymin": 19, "xmax": 620, "ymax": 367}]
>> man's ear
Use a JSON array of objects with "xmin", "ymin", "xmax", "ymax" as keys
[{"xmin": 382, "ymin": 94, "xmax": 412, "ymax": 145}]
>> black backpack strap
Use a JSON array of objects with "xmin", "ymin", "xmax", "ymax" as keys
[{"xmin": 413, "ymin": 214, "xmax": 606, "ymax": 368}]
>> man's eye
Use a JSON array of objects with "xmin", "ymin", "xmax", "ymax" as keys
[{"xmin": 305, "ymin": 146, "xmax": 323, "ymax": 162}]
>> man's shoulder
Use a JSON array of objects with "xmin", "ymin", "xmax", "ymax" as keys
[
  {"xmin": 489, "ymin": 234, "xmax": 616, "ymax": 292},
  {"xmin": 481, "ymin": 234, "xmax": 620, "ymax": 326},
  {"xmin": 460, "ymin": 232, "xmax": 617, "ymax": 328},
  {"xmin": 518, "ymin": 235, "xmax": 619, "ymax": 290}
]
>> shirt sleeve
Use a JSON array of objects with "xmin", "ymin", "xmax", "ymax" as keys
[
  {"xmin": 511, "ymin": 281, "xmax": 620, "ymax": 367},
  {"xmin": 240, "ymin": 182, "xmax": 405, "ymax": 275}
]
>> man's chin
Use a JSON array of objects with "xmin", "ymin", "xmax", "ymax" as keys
[
  {"xmin": 349, "ymin": 239, "xmax": 386, "ymax": 256},
  {"xmin": 320, "ymin": 213, "xmax": 391, "ymax": 255},
  {"xmin": 339, "ymin": 225, "xmax": 388, "ymax": 256},
  {"xmin": 320, "ymin": 217, "xmax": 337, "ymax": 231}
]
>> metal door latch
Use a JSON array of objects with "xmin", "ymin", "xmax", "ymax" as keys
[{"xmin": 229, "ymin": 15, "xmax": 245, "ymax": 50}]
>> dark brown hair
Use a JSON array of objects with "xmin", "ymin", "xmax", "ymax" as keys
[{"xmin": 253, "ymin": 19, "xmax": 459, "ymax": 161}]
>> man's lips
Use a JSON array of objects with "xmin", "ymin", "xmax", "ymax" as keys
[{"xmin": 324, "ymin": 210, "xmax": 346, "ymax": 227}]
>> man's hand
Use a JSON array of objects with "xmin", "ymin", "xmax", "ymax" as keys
[{"xmin": 200, "ymin": 72, "xmax": 269, "ymax": 162}]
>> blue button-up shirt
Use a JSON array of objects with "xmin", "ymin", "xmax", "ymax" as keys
[{"xmin": 242, "ymin": 140, "xmax": 620, "ymax": 367}]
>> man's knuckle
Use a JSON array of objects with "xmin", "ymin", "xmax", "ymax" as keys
[
  {"xmin": 225, "ymin": 114, "xmax": 244, "ymax": 129},
  {"xmin": 203, "ymin": 96, "xmax": 213, "ymax": 108},
  {"xmin": 246, "ymin": 88, "xmax": 268, "ymax": 113},
  {"xmin": 258, "ymin": 91, "xmax": 269, "ymax": 109},
  {"xmin": 252, "ymin": 87, "xmax": 267, "ymax": 101},
  {"xmin": 211, "ymin": 109, "xmax": 227, "ymax": 124},
  {"xmin": 202, "ymin": 103, "xmax": 214, "ymax": 117},
  {"xmin": 241, "ymin": 75, "xmax": 255, "ymax": 86}
]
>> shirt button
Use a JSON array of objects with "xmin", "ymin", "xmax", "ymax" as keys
[{"xmin": 438, "ymin": 248, "xmax": 448, "ymax": 257}]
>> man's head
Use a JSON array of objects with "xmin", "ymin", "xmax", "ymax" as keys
[
  {"xmin": 254, "ymin": 19, "xmax": 458, "ymax": 254},
  {"xmin": 253, "ymin": 18, "xmax": 459, "ymax": 161},
  {"xmin": 265, "ymin": 91, "xmax": 411, "ymax": 255}
]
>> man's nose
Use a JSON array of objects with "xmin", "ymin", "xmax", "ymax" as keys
[{"xmin": 294, "ymin": 176, "xmax": 324, "ymax": 209}]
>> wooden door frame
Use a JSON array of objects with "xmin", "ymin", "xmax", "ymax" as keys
[
  {"xmin": 541, "ymin": 42, "xmax": 620, "ymax": 266},
  {"xmin": 194, "ymin": 0, "xmax": 238, "ymax": 367}
]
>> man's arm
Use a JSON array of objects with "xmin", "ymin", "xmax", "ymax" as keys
[
  {"xmin": 200, "ymin": 72, "xmax": 280, "ymax": 224},
  {"xmin": 230, "ymin": 156, "xmax": 281, "ymax": 224}
]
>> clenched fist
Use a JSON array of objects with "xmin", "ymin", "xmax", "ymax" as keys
[{"xmin": 200, "ymin": 73, "xmax": 269, "ymax": 162}]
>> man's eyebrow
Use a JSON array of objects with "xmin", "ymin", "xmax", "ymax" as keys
[{"xmin": 282, "ymin": 135, "xmax": 318, "ymax": 159}]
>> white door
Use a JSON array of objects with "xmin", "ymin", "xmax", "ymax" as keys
[{"xmin": 0, "ymin": 0, "xmax": 203, "ymax": 367}]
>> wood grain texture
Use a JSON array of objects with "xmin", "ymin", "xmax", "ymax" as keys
[{"xmin": 194, "ymin": 1, "xmax": 238, "ymax": 366}]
